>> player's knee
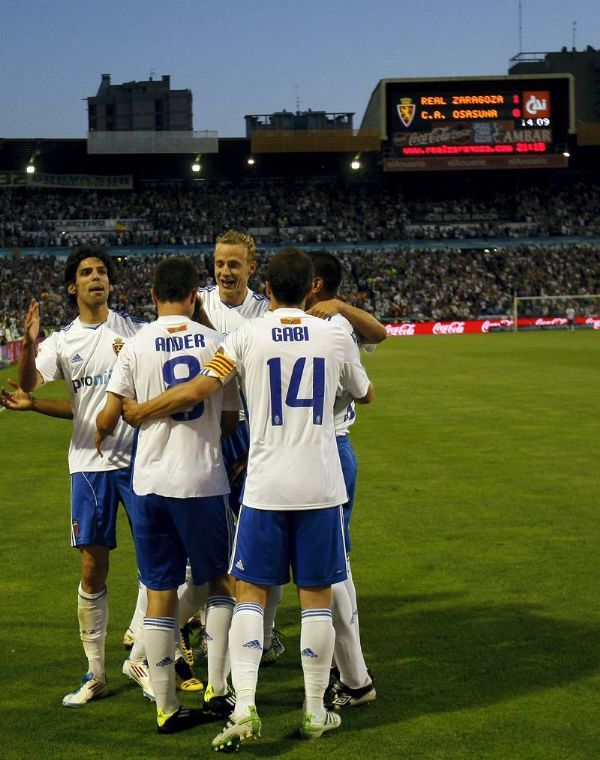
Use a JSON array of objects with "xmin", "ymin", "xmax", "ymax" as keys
[{"xmin": 208, "ymin": 573, "xmax": 235, "ymax": 598}]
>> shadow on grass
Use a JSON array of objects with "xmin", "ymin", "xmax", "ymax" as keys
[
  {"xmin": 208, "ymin": 591, "xmax": 600, "ymax": 756},
  {"xmin": 342, "ymin": 592, "xmax": 600, "ymax": 728}
]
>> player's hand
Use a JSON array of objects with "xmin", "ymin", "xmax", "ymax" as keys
[
  {"xmin": 122, "ymin": 398, "xmax": 143, "ymax": 427},
  {"xmin": 0, "ymin": 378, "xmax": 34, "ymax": 411},
  {"xmin": 95, "ymin": 429, "xmax": 109, "ymax": 457},
  {"xmin": 306, "ymin": 298, "xmax": 341, "ymax": 319},
  {"xmin": 23, "ymin": 298, "xmax": 41, "ymax": 344}
]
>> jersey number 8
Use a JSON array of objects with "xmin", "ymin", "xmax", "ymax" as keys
[{"xmin": 162, "ymin": 356, "xmax": 205, "ymax": 421}]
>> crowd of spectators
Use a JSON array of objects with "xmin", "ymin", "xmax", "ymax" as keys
[
  {"xmin": 1, "ymin": 177, "xmax": 600, "ymax": 248},
  {"xmin": 2, "ymin": 177, "xmax": 599, "ymax": 334},
  {"xmin": 1, "ymin": 243, "xmax": 598, "ymax": 335}
]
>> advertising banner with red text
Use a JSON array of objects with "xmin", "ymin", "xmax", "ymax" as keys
[{"xmin": 385, "ymin": 317, "xmax": 600, "ymax": 336}]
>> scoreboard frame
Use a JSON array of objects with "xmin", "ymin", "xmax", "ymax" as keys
[{"xmin": 375, "ymin": 75, "xmax": 574, "ymax": 172}]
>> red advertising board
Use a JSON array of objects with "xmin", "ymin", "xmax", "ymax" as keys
[{"xmin": 385, "ymin": 317, "xmax": 600, "ymax": 336}]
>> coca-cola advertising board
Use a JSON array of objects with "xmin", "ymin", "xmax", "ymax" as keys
[{"xmin": 385, "ymin": 317, "xmax": 600, "ymax": 336}]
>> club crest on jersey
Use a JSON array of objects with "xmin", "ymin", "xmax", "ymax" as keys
[
  {"xmin": 397, "ymin": 98, "xmax": 416, "ymax": 128},
  {"xmin": 112, "ymin": 337, "xmax": 125, "ymax": 356}
]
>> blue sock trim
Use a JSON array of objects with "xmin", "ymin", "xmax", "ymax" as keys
[
  {"xmin": 78, "ymin": 586, "xmax": 108, "ymax": 601},
  {"xmin": 144, "ymin": 616, "xmax": 176, "ymax": 631},
  {"xmin": 207, "ymin": 595, "xmax": 236, "ymax": 609},
  {"xmin": 301, "ymin": 608, "xmax": 332, "ymax": 620},
  {"xmin": 234, "ymin": 602, "xmax": 264, "ymax": 616}
]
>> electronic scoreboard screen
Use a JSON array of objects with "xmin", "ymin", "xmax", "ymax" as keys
[{"xmin": 383, "ymin": 75, "xmax": 573, "ymax": 172}]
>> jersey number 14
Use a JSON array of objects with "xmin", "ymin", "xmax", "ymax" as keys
[{"xmin": 267, "ymin": 357, "xmax": 325, "ymax": 426}]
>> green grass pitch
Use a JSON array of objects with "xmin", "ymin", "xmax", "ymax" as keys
[{"xmin": 0, "ymin": 330, "xmax": 598, "ymax": 759}]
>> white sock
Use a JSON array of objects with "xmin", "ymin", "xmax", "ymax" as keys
[
  {"xmin": 331, "ymin": 581, "xmax": 370, "ymax": 689},
  {"xmin": 130, "ymin": 581, "xmax": 147, "ymax": 663},
  {"xmin": 345, "ymin": 559, "xmax": 361, "ymax": 642},
  {"xmin": 205, "ymin": 595, "xmax": 235, "ymax": 694},
  {"xmin": 144, "ymin": 616, "xmax": 178, "ymax": 716},
  {"xmin": 177, "ymin": 576, "xmax": 208, "ymax": 628},
  {"xmin": 263, "ymin": 585, "xmax": 283, "ymax": 649},
  {"xmin": 77, "ymin": 582, "xmax": 108, "ymax": 681},
  {"xmin": 300, "ymin": 608, "xmax": 335, "ymax": 721},
  {"xmin": 229, "ymin": 603, "xmax": 264, "ymax": 717}
]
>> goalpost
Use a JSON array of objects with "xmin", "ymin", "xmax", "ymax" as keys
[{"xmin": 512, "ymin": 294, "xmax": 600, "ymax": 332}]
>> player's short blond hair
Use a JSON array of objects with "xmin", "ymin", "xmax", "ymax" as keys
[{"xmin": 215, "ymin": 230, "xmax": 256, "ymax": 262}]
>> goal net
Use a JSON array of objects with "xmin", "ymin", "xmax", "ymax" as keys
[{"xmin": 512, "ymin": 294, "xmax": 600, "ymax": 332}]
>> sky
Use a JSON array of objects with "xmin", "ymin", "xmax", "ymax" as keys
[{"xmin": 1, "ymin": 0, "xmax": 598, "ymax": 139}]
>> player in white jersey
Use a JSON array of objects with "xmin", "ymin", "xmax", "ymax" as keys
[
  {"xmin": 96, "ymin": 257, "xmax": 240, "ymax": 733},
  {"xmin": 121, "ymin": 248, "xmax": 374, "ymax": 751},
  {"xmin": 198, "ymin": 231, "xmax": 384, "ymax": 666},
  {"xmin": 16, "ymin": 245, "xmax": 152, "ymax": 706},
  {"xmin": 306, "ymin": 250, "xmax": 380, "ymax": 710},
  {"xmin": 195, "ymin": 230, "xmax": 289, "ymax": 666}
]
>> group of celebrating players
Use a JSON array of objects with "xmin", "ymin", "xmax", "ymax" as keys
[{"xmin": 1, "ymin": 231, "xmax": 386, "ymax": 752}]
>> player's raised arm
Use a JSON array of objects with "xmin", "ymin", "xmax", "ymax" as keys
[
  {"xmin": 19, "ymin": 298, "xmax": 45, "ymax": 391},
  {"xmin": 308, "ymin": 298, "xmax": 387, "ymax": 345}
]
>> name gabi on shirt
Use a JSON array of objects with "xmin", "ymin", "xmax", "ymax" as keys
[
  {"xmin": 155, "ymin": 334, "xmax": 206, "ymax": 352},
  {"xmin": 72, "ymin": 371, "xmax": 112, "ymax": 393},
  {"xmin": 272, "ymin": 326, "xmax": 309, "ymax": 342}
]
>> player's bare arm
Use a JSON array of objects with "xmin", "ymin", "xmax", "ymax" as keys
[
  {"xmin": 122, "ymin": 374, "xmax": 223, "ymax": 427},
  {"xmin": 355, "ymin": 382, "xmax": 375, "ymax": 405},
  {"xmin": 95, "ymin": 391, "xmax": 125, "ymax": 455},
  {"xmin": 19, "ymin": 298, "xmax": 45, "ymax": 392},
  {"xmin": 1, "ymin": 379, "xmax": 74, "ymax": 418},
  {"xmin": 307, "ymin": 299, "xmax": 387, "ymax": 344}
]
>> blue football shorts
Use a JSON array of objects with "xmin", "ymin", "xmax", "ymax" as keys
[
  {"xmin": 70, "ymin": 467, "xmax": 135, "ymax": 549},
  {"xmin": 336, "ymin": 434, "xmax": 358, "ymax": 552},
  {"xmin": 229, "ymin": 504, "xmax": 348, "ymax": 588},
  {"xmin": 131, "ymin": 493, "xmax": 234, "ymax": 591}
]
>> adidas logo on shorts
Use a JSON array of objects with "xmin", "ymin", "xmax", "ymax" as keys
[{"xmin": 235, "ymin": 559, "xmax": 245, "ymax": 571}]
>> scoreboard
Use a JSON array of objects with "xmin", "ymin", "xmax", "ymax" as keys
[{"xmin": 383, "ymin": 75, "xmax": 573, "ymax": 172}]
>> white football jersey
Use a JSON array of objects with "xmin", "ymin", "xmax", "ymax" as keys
[
  {"xmin": 328, "ymin": 314, "xmax": 361, "ymax": 436},
  {"xmin": 107, "ymin": 316, "xmax": 240, "ymax": 499},
  {"xmin": 198, "ymin": 285, "xmax": 269, "ymax": 334},
  {"xmin": 203, "ymin": 308, "xmax": 371, "ymax": 510},
  {"xmin": 35, "ymin": 309, "xmax": 144, "ymax": 474}
]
